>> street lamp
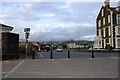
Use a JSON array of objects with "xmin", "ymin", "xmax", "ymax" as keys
[
  {"xmin": 76, "ymin": 31, "xmax": 81, "ymax": 51},
  {"xmin": 24, "ymin": 28, "xmax": 30, "ymax": 58}
]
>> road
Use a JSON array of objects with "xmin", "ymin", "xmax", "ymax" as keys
[
  {"xmin": 35, "ymin": 50, "xmax": 118, "ymax": 59},
  {"xmin": 2, "ymin": 50, "xmax": 118, "ymax": 79}
]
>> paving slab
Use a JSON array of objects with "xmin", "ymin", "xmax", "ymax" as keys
[{"xmin": 2, "ymin": 58, "xmax": 118, "ymax": 78}]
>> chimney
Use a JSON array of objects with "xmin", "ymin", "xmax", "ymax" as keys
[
  {"xmin": 118, "ymin": 1, "xmax": 120, "ymax": 9},
  {"xmin": 104, "ymin": 0, "xmax": 110, "ymax": 7},
  {"xmin": 116, "ymin": 1, "xmax": 120, "ymax": 11}
]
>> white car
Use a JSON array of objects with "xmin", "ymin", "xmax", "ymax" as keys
[{"xmin": 57, "ymin": 48, "xmax": 63, "ymax": 52}]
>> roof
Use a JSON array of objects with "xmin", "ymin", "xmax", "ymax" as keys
[
  {"xmin": 109, "ymin": 7, "xmax": 120, "ymax": 14},
  {"xmin": 0, "ymin": 23, "xmax": 13, "ymax": 30},
  {"xmin": 97, "ymin": 1, "xmax": 120, "ymax": 19}
]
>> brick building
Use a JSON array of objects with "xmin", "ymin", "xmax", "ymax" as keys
[{"xmin": 0, "ymin": 23, "xmax": 19, "ymax": 59}]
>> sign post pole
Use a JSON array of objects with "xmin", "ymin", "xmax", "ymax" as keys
[{"xmin": 24, "ymin": 28, "xmax": 30, "ymax": 59}]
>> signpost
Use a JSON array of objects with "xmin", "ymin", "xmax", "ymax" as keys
[{"xmin": 24, "ymin": 28, "xmax": 30, "ymax": 58}]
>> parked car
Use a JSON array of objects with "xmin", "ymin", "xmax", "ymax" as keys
[{"xmin": 56, "ymin": 48, "xmax": 63, "ymax": 52}]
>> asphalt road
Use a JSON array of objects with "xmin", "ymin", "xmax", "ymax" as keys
[{"xmin": 35, "ymin": 50, "xmax": 118, "ymax": 59}]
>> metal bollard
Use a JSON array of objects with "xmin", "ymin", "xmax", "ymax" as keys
[
  {"xmin": 50, "ymin": 51, "xmax": 53, "ymax": 59},
  {"xmin": 32, "ymin": 54, "xmax": 35, "ymax": 59},
  {"xmin": 92, "ymin": 50, "xmax": 94, "ymax": 58},
  {"xmin": 68, "ymin": 51, "xmax": 70, "ymax": 58}
]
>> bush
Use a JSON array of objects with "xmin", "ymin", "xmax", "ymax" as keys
[{"xmin": 19, "ymin": 43, "xmax": 36, "ymax": 56}]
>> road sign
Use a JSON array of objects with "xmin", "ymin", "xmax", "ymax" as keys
[{"xmin": 24, "ymin": 28, "xmax": 30, "ymax": 33}]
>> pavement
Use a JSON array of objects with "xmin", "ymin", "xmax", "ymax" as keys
[
  {"xmin": 2, "ymin": 57, "xmax": 118, "ymax": 78},
  {"xmin": 2, "ymin": 60, "xmax": 23, "ymax": 78}
]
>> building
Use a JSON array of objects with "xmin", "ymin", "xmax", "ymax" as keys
[
  {"xmin": 29, "ymin": 41, "xmax": 40, "ymax": 51},
  {"xmin": 67, "ymin": 40, "xmax": 80, "ymax": 49},
  {"xmin": 0, "ymin": 23, "xmax": 13, "ymax": 33},
  {"xmin": 67, "ymin": 39, "xmax": 92, "ymax": 49},
  {"xmin": 0, "ymin": 23, "xmax": 19, "ymax": 59},
  {"xmin": 94, "ymin": 0, "xmax": 120, "ymax": 50}
]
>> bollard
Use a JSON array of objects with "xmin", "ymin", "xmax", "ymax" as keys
[
  {"xmin": 50, "ymin": 51, "xmax": 53, "ymax": 59},
  {"xmin": 68, "ymin": 51, "xmax": 70, "ymax": 58},
  {"xmin": 32, "ymin": 54, "xmax": 35, "ymax": 59},
  {"xmin": 92, "ymin": 50, "xmax": 94, "ymax": 58}
]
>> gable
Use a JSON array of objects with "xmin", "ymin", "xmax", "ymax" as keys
[{"xmin": 96, "ymin": 6, "xmax": 104, "ymax": 20}]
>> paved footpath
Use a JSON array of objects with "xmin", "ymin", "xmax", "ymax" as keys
[
  {"xmin": 2, "ymin": 60, "xmax": 23, "ymax": 78},
  {"xmin": 2, "ymin": 57, "xmax": 118, "ymax": 78}
]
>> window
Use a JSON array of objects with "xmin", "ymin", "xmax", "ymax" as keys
[
  {"xmin": 109, "ymin": 38, "xmax": 111, "ymax": 44},
  {"xmin": 117, "ymin": 39, "xmax": 120, "ymax": 48},
  {"xmin": 108, "ymin": 15, "xmax": 111, "ymax": 23},
  {"xmin": 118, "ymin": 15, "xmax": 120, "ymax": 25},
  {"xmin": 103, "ymin": 18, "xmax": 105, "ymax": 25},
  {"xmin": 103, "ymin": 28, "xmax": 105, "ymax": 37},
  {"xmin": 108, "ymin": 26, "xmax": 111, "ymax": 36},
  {"xmin": 99, "ymin": 30, "xmax": 101, "ymax": 36},
  {"xmin": 116, "ymin": 26, "xmax": 120, "ymax": 35},
  {"xmin": 98, "ymin": 20, "xmax": 101, "ymax": 27},
  {"xmin": 102, "ymin": 9, "xmax": 104, "ymax": 16},
  {"xmin": 118, "ymin": 27, "xmax": 120, "ymax": 35},
  {"xmin": 105, "ymin": 27, "xmax": 108, "ymax": 37}
]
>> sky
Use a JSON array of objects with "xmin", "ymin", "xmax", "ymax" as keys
[{"xmin": 0, "ymin": 1, "xmax": 119, "ymax": 41}]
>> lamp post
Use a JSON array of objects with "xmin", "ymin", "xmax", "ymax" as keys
[
  {"xmin": 24, "ymin": 28, "xmax": 30, "ymax": 58},
  {"xmin": 76, "ymin": 31, "xmax": 81, "ymax": 51}
]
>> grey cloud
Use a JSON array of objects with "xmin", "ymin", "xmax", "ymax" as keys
[
  {"xmin": 1, "ymin": 2, "xmax": 98, "ymax": 41},
  {"xmin": 30, "ymin": 25, "xmax": 95, "ymax": 41}
]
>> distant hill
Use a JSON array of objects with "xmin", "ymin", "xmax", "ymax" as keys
[{"xmin": 57, "ymin": 40, "xmax": 93, "ymax": 47}]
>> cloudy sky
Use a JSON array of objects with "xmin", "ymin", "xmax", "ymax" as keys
[{"xmin": 0, "ymin": 1, "xmax": 118, "ymax": 41}]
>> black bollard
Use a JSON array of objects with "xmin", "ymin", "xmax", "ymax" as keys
[
  {"xmin": 92, "ymin": 50, "xmax": 94, "ymax": 58},
  {"xmin": 68, "ymin": 51, "xmax": 70, "ymax": 58},
  {"xmin": 32, "ymin": 53, "xmax": 35, "ymax": 59},
  {"xmin": 50, "ymin": 51, "xmax": 53, "ymax": 59}
]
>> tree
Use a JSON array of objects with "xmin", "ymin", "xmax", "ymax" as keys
[{"xmin": 19, "ymin": 43, "xmax": 36, "ymax": 58}]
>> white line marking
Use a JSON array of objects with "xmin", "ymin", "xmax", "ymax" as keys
[
  {"xmin": 2, "ymin": 72, "xmax": 9, "ymax": 74},
  {"xmin": 4, "ymin": 60, "xmax": 25, "ymax": 78},
  {"xmin": 39, "ymin": 54, "xmax": 43, "ymax": 57}
]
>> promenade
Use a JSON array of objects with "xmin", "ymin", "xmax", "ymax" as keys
[{"xmin": 2, "ymin": 57, "xmax": 118, "ymax": 79}]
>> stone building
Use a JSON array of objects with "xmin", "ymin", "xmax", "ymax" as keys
[{"xmin": 94, "ymin": 0, "xmax": 120, "ymax": 50}]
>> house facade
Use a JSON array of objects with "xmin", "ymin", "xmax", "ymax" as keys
[
  {"xmin": 67, "ymin": 40, "xmax": 80, "ymax": 49},
  {"xmin": 94, "ymin": 0, "xmax": 120, "ymax": 50}
]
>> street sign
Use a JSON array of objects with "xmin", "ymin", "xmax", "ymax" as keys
[{"xmin": 24, "ymin": 28, "xmax": 30, "ymax": 33}]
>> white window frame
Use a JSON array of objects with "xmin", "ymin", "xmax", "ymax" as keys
[
  {"xmin": 98, "ymin": 20, "xmax": 101, "ymax": 27},
  {"xmin": 116, "ymin": 38, "xmax": 120, "ymax": 48},
  {"xmin": 103, "ymin": 28, "xmax": 106, "ymax": 37},
  {"xmin": 108, "ymin": 26, "xmax": 111, "ymax": 36},
  {"xmin": 116, "ymin": 26, "xmax": 120, "ymax": 35},
  {"xmin": 117, "ymin": 14, "xmax": 120, "ymax": 25},
  {"xmin": 104, "ymin": 39, "xmax": 106, "ymax": 48},
  {"xmin": 103, "ymin": 17, "xmax": 105, "ymax": 25},
  {"xmin": 108, "ymin": 15, "xmax": 111, "ymax": 23},
  {"xmin": 99, "ymin": 29, "xmax": 101, "ymax": 36},
  {"xmin": 102, "ymin": 9, "xmax": 104, "ymax": 16}
]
